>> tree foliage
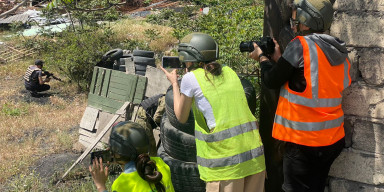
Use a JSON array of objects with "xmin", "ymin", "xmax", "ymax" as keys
[{"xmin": 147, "ymin": 0, "xmax": 264, "ymax": 71}]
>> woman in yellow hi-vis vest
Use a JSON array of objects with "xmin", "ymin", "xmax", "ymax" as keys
[
  {"xmin": 89, "ymin": 121, "xmax": 174, "ymax": 192},
  {"xmin": 161, "ymin": 33, "xmax": 266, "ymax": 192}
]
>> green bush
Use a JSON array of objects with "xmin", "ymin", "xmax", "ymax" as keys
[
  {"xmin": 147, "ymin": 0, "xmax": 264, "ymax": 70},
  {"xmin": 42, "ymin": 27, "xmax": 119, "ymax": 91},
  {"xmin": 197, "ymin": 1, "xmax": 264, "ymax": 70}
]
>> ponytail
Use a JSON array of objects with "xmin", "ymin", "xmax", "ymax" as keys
[
  {"xmin": 135, "ymin": 154, "xmax": 165, "ymax": 192},
  {"xmin": 204, "ymin": 61, "xmax": 222, "ymax": 76}
]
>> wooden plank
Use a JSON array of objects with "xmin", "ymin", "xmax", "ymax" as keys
[
  {"xmin": 96, "ymin": 111, "xmax": 126, "ymax": 143},
  {"xmin": 111, "ymin": 70, "xmax": 133, "ymax": 78},
  {"xmin": 108, "ymin": 81, "xmax": 133, "ymax": 92},
  {"xmin": 101, "ymin": 69, "xmax": 112, "ymax": 97},
  {"xmin": 94, "ymin": 69, "xmax": 106, "ymax": 96},
  {"xmin": 124, "ymin": 57, "xmax": 135, "ymax": 75},
  {"xmin": 96, "ymin": 111, "xmax": 116, "ymax": 132},
  {"xmin": 79, "ymin": 134, "xmax": 94, "ymax": 145},
  {"xmin": 106, "ymin": 91, "xmax": 126, "ymax": 101},
  {"xmin": 96, "ymin": 111, "xmax": 115, "ymax": 144},
  {"xmin": 109, "ymin": 73, "xmax": 138, "ymax": 102},
  {"xmin": 88, "ymin": 94, "xmax": 124, "ymax": 109},
  {"xmin": 59, "ymin": 102, "xmax": 130, "ymax": 184},
  {"xmin": 132, "ymin": 75, "xmax": 147, "ymax": 104},
  {"xmin": 145, "ymin": 66, "xmax": 171, "ymax": 97},
  {"xmin": 87, "ymin": 94, "xmax": 124, "ymax": 113},
  {"xmin": 79, "ymin": 128, "xmax": 97, "ymax": 138},
  {"xmin": 78, "ymin": 135, "xmax": 104, "ymax": 149},
  {"xmin": 79, "ymin": 107, "xmax": 99, "ymax": 131},
  {"xmin": 89, "ymin": 67, "xmax": 99, "ymax": 94},
  {"xmin": 109, "ymin": 76, "xmax": 135, "ymax": 87},
  {"xmin": 127, "ymin": 75, "xmax": 139, "ymax": 102}
]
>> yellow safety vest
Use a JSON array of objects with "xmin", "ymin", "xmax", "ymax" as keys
[
  {"xmin": 111, "ymin": 157, "xmax": 175, "ymax": 192},
  {"xmin": 191, "ymin": 66, "xmax": 265, "ymax": 182}
]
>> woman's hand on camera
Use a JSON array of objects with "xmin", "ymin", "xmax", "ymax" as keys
[{"xmin": 89, "ymin": 157, "xmax": 109, "ymax": 192}]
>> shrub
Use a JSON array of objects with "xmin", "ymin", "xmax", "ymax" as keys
[
  {"xmin": 42, "ymin": 27, "xmax": 119, "ymax": 91},
  {"xmin": 146, "ymin": 0, "xmax": 264, "ymax": 70}
]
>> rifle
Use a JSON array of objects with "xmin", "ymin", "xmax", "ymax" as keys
[{"xmin": 43, "ymin": 71, "xmax": 62, "ymax": 82}]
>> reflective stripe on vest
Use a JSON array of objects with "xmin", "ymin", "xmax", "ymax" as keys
[
  {"xmin": 272, "ymin": 36, "xmax": 351, "ymax": 147},
  {"xmin": 111, "ymin": 157, "xmax": 175, "ymax": 192},
  {"xmin": 24, "ymin": 65, "xmax": 41, "ymax": 82},
  {"xmin": 192, "ymin": 66, "xmax": 265, "ymax": 182}
]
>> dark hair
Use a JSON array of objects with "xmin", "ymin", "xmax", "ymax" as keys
[
  {"xmin": 204, "ymin": 61, "xmax": 222, "ymax": 76},
  {"xmin": 135, "ymin": 154, "xmax": 165, "ymax": 192}
]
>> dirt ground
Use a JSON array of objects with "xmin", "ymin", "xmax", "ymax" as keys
[
  {"xmin": 0, "ymin": 68, "xmax": 162, "ymax": 191},
  {"xmin": 0, "ymin": 76, "xmax": 88, "ymax": 190}
]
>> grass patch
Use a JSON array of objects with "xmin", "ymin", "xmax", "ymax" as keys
[{"xmin": 1, "ymin": 102, "xmax": 29, "ymax": 116}]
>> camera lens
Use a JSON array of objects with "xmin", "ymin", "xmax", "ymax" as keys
[{"xmin": 239, "ymin": 42, "xmax": 255, "ymax": 52}]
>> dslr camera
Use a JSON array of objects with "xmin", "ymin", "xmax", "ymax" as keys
[{"xmin": 239, "ymin": 36, "xmax": 275, "ymax": 56}]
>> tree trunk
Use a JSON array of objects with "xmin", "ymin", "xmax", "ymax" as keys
[{"xmin": 260, "ymin": 0, "xmax": 294, "ymax": 191}]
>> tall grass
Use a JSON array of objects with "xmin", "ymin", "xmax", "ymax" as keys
[{"xmin": 111, "ymin": 19, "xmax": 178, "ymax": 53}]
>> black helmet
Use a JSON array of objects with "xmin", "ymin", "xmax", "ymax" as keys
[
  {"xmin": 178, "ymin": 32, "xmax": 219, "ymax": 63},
  {"xmin": 109, "ymin": 121, "xmax": 149, "ymax": 161},
  {"xmin": 294, "ymin": 0, "xmax": 334, "ymax": 31},
  {"xmin": 35, "ymin": 59, "xmax": 44, "ymax": 66}
]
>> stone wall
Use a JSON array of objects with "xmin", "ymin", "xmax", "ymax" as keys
[{"xmin": 328, "ymin": 0, "xmax": 384, "ymax": 191}]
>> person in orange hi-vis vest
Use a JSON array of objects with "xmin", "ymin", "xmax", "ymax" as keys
[{"xmin": 249, "ymin": 0, "xmax": 351, "ymax": 191}]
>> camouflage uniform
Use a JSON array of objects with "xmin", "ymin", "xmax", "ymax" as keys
[{"xmin": 135, "ymin": 95, "xmax": 165, "ymax": 156}]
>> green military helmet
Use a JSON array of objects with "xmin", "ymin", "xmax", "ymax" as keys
[
  {"xmin": 294, "ymin": 0, "xmax": 334, "ymax": 32},
  {"xmin": 178, "ymin": 32, "xmax": 219, "ymax": 63},
  {"xmin": 109, "ymin": 121, "xmax": 149, "ymax": 161}
]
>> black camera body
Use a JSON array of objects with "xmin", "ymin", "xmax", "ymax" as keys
[{"xmin": 239, "ymin": 36, "xmax": 275, "ymax": 56}]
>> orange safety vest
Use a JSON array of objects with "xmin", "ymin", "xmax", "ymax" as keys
[{"xmin": 272, "ymin": 36, "xmax": 351, "ymax": 147}]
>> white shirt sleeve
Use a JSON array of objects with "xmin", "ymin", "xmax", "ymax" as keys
[
  {"xmin": 179, "ymin": 72, "xmax": 217, "ymax": 129},
  {"xmin": 180, "ymin": 72, "xmax": 198, "ymax": 97}
]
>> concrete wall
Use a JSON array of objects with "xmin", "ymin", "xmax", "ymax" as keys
[{"xmin": 328, "ymin": 0, "xmax": 384, "ymax": 191}]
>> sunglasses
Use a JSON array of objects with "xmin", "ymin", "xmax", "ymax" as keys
[{"xmin": 290, "ymin": 18, "xmax": 299, "ymax": 28}]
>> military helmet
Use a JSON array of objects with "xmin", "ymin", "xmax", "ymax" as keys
[
  {"xmin": 178, "ymin": 32, "xmax": 219, "ymax": 63},
  {"xmin": 35, "ymin": 59, "xmax": 44, "ymax": 66},
  {"xmin": 109, "ymin": 121, "xmax": 149, "ymax": 161},
  {"xmin": 294, "ymin": 0, "xmax": 334, "ymax": 31}
]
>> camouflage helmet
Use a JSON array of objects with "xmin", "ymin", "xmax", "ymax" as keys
[
  {"xmin": 109, "ymin": 121, "xmax": 149, "ymax": 161},
  {"xmin": 294, "ymin": 0, "xmax": 334, "ymax": 31},
  {"xmin": 178, "ymin": 32, "xmax": 219, "ymax": 63}
]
